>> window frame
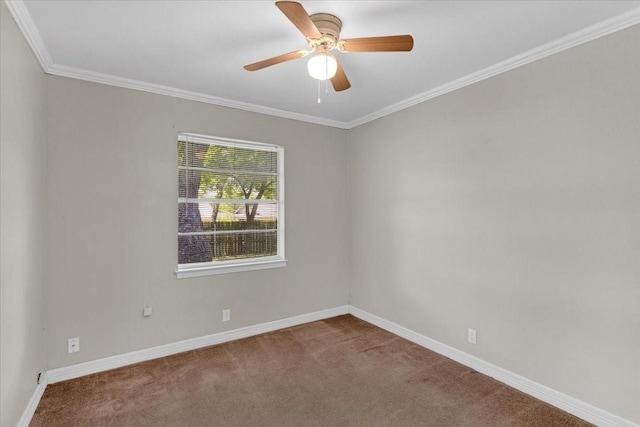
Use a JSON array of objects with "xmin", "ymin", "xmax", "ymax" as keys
[{"xmin": 175, "ymin": 133, "xmax": 286, "ymax": 279}]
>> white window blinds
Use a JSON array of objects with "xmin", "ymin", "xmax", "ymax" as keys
[{"xmin": 177, "ymin": 133, "xmax": 285, "ymax": 277}]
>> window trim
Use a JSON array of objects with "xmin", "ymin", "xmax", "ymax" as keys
[{"xmin": 175, "ymin": 133, "xmax": 286, "ymax": 278}]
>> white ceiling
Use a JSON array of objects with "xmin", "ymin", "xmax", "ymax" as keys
[{"xmin": 8, "ymin": 1, "xmax": 640, "ymax": 128}]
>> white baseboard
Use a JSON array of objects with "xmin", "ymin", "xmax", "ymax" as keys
[
  {"xmin": 17, "ymin": 373, "xmax": 48, "ymax": 427},
  {"xmin": 46, "ymin": 305, "xmax": 349, "ymax": 384},
  {"xmin": 348, "ymin": 306, "xmax": 638, "ymax": 427},
  {"xmin": 25, "ymin": 305, "xmax": 637, "ymax": 427}
]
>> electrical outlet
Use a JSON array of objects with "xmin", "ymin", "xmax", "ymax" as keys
[
  {"xmin": 467, "ymin": 328, "xmax": 477, "ymax": 345},
  {"xmin": 222, "ymin": 309, "xmax": 230, "ymax": 322},
  {"xmin": 67, "ymin": 337, "xmax": 80, "ymax": 353},
  {"xmin": 143, "ymin": 306, "xmax": 153, "ymax": 317}
]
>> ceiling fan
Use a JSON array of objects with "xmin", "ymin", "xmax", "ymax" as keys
[{"xmin": 243, "ymin": 1, "xmax": 414, "ymax": 92}]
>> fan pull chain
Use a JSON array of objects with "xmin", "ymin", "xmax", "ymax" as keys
[
  {"xmin": 325, "ymin": 56, "xmax": 330, "ymax": 96},
  {"xmin": 317, "ymin": 80, "xmax": 330, "ymax": 103},
  {"xmin": 317, "ymin": 56, "xmax": 332, "ymax": 103}
]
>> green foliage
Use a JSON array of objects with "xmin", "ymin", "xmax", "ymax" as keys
[
  {"xmin": 199, "ymin": 144, "xmax": 276, "ymax": 199},
  {"xmin": 197, "ymin": 144, "xmax": 278, "ymax": 222},
  {"xmin": 178, "ymin": 140, "xmax": 280, "ymax": 263}
]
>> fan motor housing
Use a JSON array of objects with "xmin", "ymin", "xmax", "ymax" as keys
[{"xmin": 309, "ymin": 13, "xmax": 342, "ymax": 47}]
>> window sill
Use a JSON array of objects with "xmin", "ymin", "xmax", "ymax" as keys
[{"xmin": 175, "ymin": 258, "xmax": 287, "ymax": 279}]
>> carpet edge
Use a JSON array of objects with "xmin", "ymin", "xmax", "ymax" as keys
[
  {"xmin": 45, "ymin": 305, "xmax": 349, "ymax": 385},
  {"xmin": 347, "ymin": 305, "xmax": 638, "ymax": 427},
  {"xmin": 16, "ymin": 374, "xmax": 47, "ymax": 427},
  {"xmin": 37, "ymin": 304, "xmax": 638, "ymax": 427}
]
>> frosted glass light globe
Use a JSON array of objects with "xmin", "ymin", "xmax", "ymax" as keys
[{"xmin": 307, "ymin": 54, "xmax": 338, "ymax": 80}]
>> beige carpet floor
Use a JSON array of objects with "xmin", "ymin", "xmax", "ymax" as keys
[{"xmin": 31, "ymin": 315, "xmax": 591, "ymax": 426}]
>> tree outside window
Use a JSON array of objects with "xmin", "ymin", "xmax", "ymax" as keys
[{"xmin": 177, "ymin": 134, "xmax": 284, "ymax": 277}]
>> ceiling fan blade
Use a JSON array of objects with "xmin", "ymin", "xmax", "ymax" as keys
[
  {"xmin": 331, "ymin": 58, "xmax": 351, "ymax": 92},
  {"xmin": 276, "ymin": 1, "xmax": 322, "ymax": 39},
  {"xmin": 339, "ymin": 35, "xmax": 414, "ymax": 53},
  {"xmin": 244, "ymin": 50, "xmax": 309, "ymax": 71}
]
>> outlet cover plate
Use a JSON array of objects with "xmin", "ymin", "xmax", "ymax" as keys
[
  {"xmin": 468, "ymin": 328, "xmax": 477, "ymax": 345},
  {"xmin": 67, "ymin": 337, "xmax": 80, "ymax": 353}
]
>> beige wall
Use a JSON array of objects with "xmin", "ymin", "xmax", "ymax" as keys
[
  {"xmin": 4, "ymin": 4, "xmax": 639, "ymax": 424},
  {"xmin": 0, "ymin": 3, "xmax": 47, "ymax": 426},
  {"xmin": 348, "ymin": 25, "xmax": 640, "ymax": 423},
  {"xmin": 44, "ymin": 76, "xmax": 350, "ymax": 369}
]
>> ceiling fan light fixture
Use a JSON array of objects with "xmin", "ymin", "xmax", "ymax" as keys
[
  {"xmin": 244, "ymin": 1, "xmax": 412, "ymax": 93},
  {"xmin": 307, "ymin": 53, "xmax": 337, "ymax": 80}
]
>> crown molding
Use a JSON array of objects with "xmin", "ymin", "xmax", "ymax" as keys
[
  {"xmin": 346, "ymin": 8, "xmax": 640, "ymax": 129},
  {"xmin": 5, "ymin": 0, "xmax": 640, "ymax": 130},
  {"xmin": 3, "ymin": 0, "xmax": 53, "ymax": 70},
  {"xmin": 47, "ymin": 63, "xmax": 351, "ymax": 129},
  {"xmin": 3, "ymin": 0, "xmax": 350, "ymax": 129}
]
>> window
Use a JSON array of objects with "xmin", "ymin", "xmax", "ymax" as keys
[{"xmin": 176, "ymin": 133, "xmax": 285, "ymax": 278}]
